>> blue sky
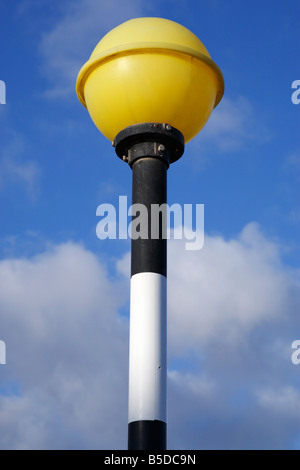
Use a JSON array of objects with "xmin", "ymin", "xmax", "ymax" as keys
[{"xmin": 0, "ymin": 0, "xmax": 299, "ymax": 450}]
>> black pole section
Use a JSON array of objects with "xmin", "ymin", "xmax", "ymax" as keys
[
  {"xmin": 131, "ymin": 156, "xmax": 167, "ymax": 277},
  {"xmin": 113, "ymin": 123, "xmax": 184, "ymax": 451}
]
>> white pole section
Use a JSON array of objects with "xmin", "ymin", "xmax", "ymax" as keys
[{"xmin": 128, "ymin": 272, "xmax": 167, "ymax": 424}]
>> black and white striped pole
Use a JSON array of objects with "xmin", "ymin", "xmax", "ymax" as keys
[
  {"xmin": 114, "ymin": 123, "xmax": 184, "ymax": 449},
  {"xmin": 76, "ymin": 17, "xmax": 224, "ymax": 451}
]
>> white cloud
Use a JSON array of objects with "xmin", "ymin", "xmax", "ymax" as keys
[
  {"xmin": 116, "ymin": 251, "xmax": 130, "ymax": 279},
  {"xmin": 168, "ymin": 370, "xmax": 215, "ymax": 398},
  {"xmin": 257, "ymin": 386, "xmax": 300, "ymax": 417},
  {"xmin": 0, "ymin": 395, "xmax": 51, "ymax": 450},
  {"xmin": 0, "ymin": 226, "xmax": 299, "ymax": 449},
  {"xmin": 190, "ymin": 96, "xmax": 271, "ymax": 165},
  {"xmin": 168, "ymin": 222, "xmax": 296, "ymax": 351},
  {"xmin": 0, "ymin": 242, "xmax": 129, "ymax": 449},
  {"xmin": 202, "ymin": 97, "xmax": 252, "ymax": 141},
  {"xmin": 38, "ymin": 0, "xmax": 144, "ymax": 98}
]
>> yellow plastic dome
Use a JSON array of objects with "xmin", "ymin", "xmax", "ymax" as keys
[{"xmin": 76, "ymin": 17, "xmax": 224, "ymax": 143}]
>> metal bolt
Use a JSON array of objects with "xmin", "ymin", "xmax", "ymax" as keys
[
  {"xmin": 158, "ymin": 144, "xmax": 165, "ymax": 153},
  {"xmin": 122, "ymin": 155, "xmax": 128, "ymax": 162},
  {"xmin": 165, "ymin": 124, "xmax": 172, "ymax": 131}
]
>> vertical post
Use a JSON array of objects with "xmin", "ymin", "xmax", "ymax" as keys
[
  {"xmin": 129, "ymin": 156, "xmax": 167, "ymax": 450},
  {"xmin": 113, "ymin": 123, "xmax": 184, "ymax": 451}
]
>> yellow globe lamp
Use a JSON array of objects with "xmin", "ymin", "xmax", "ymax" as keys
[{"xmin": 76, "ymin": 17, "xmax": 224, "ymax": 143}]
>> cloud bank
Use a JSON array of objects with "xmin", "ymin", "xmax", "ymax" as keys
[{"xmin": 0, "ymin": 224, "xmax": 299, "ymax": 449}]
